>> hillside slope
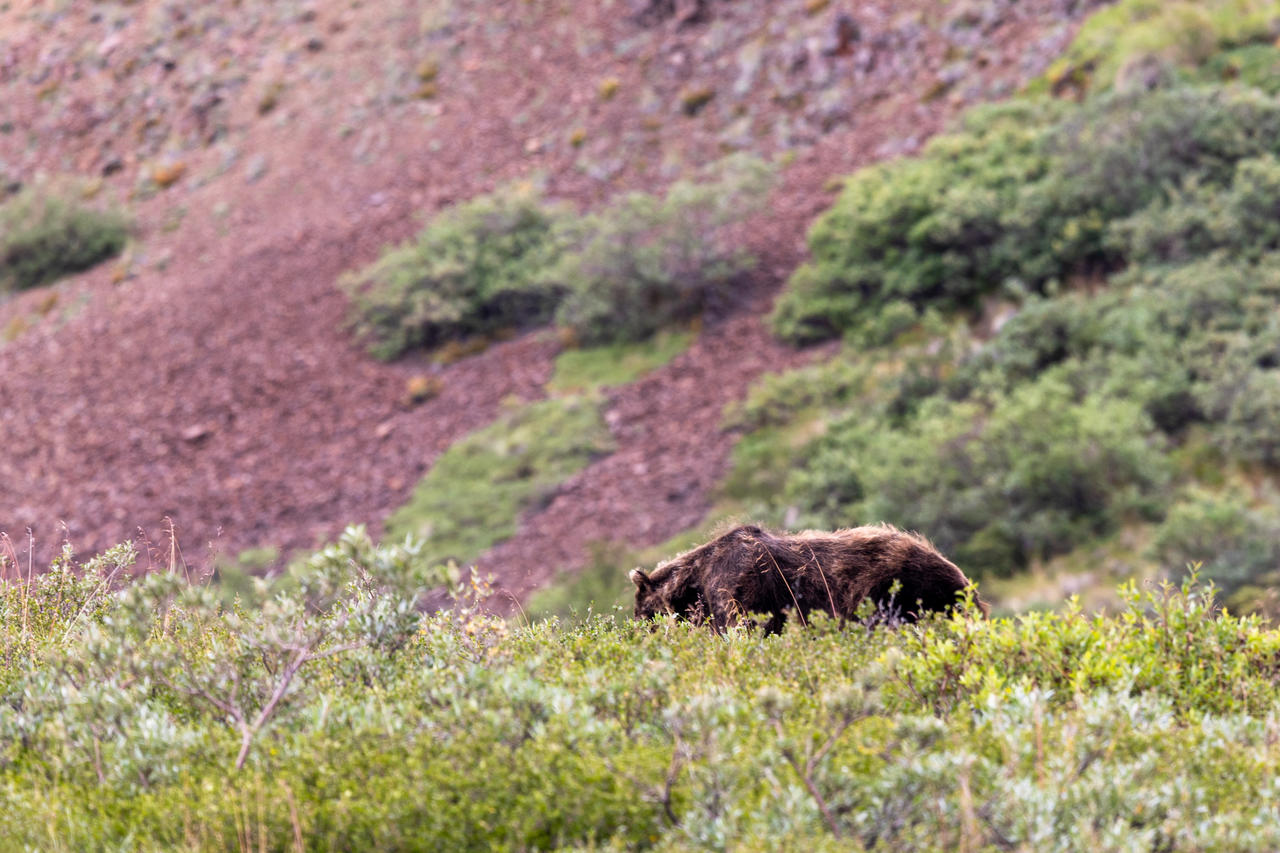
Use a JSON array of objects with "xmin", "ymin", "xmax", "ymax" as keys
[{"xmin": 0, "ymin": 0, "xmax": 1103, "ymax": 591}]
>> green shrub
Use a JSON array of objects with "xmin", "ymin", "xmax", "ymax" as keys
[
  {"xmin": 1153, "ymin": 489, "xmax": 1280, "ymax": 595},
  {"xmin": 1114, "ymin": 154, "xmax": 1280, "ymax": 263},
  {"xmin": 781, "ymin": 372, "xmax": 1170, "ymax": 576},
  {"xmin": 341, "ymin": 185, "xmax": 569, "ymax": 360},
  {"xmin": 0, "ymin": 189, "xmax": 129, "ymax": 292},
  {"xmin": 10, "ymin": 543, "xmax": 1280, "ymax": 850},
  {"xmin": 1200, "ymin": 42, "xmax": 1280, "ymax": 93},
  {"xmin": 773, "ymin": 86, "xmax": 1280, "ymax": 345},
  {"xmin": 1045, "ymin": 0, "xmax": 1280, "ymax": 94},
  {"xmin": 382, "ymin": 396, "xmax": 614, "ymax": 565},
  {"xmin": 344, "ymin": 158, "xmax": 774, "ymax": 358},
  {"xmin": 771, "ymin": 101, "xmax": 1058, "ymax": 343},
  {"xmin": 744, "ymin": 247, "xmax": 1280, "ymax": 579},
  {"xmin": 1202, "ymin": 365, "xmax": 1280, "ymax": 465},
  {"xmin": 552, "ymin": 154, "xmax": 775, "ymax": 346}
]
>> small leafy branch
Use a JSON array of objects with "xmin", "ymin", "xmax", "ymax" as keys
[
  {"xmin": 759, "ymin": 683, "xmax": 872, "ymax": 839},
  {"xmin": 141, "ymin": 581, "xmax": 366, "ymax": 771},
  {"xmin": 46, "ymin": 526, "xmax": 448, "ymax": 773}
]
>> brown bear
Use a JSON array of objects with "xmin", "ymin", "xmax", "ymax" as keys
[{"xmin": 629, "ymin": 523, "xmax": 987, "ymax": 632}]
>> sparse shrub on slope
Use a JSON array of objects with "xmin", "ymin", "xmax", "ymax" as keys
[
  {"xmin": 0, "ymin": 188, "xmax": 129, "ymax": 292},
  {"xmin": 341, "ymin": 185, "xmax": 569, "ymax": 360},
  {"xmin": 344, "ymin": 157, "xmax": 774, "ymax": 357},
  {"xmin": 553, "ymin": 154, "xmax": 775, "ymax": 346}
]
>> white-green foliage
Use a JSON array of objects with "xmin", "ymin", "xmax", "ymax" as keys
[
  {"xmin": 3, "ymin": 558, "xmax": 1280, "ymax": 850},
  {"xmin": 0, "ymin": 527, "xmax": 445, "ymax": 793}
]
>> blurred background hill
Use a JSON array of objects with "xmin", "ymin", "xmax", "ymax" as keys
[{"xmin": 7, "ymin": 0, "xmax": 1280, "ymax": 618}]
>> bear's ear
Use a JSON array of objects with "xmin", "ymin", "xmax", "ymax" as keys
[{"xmin": 629, "ymin": 568, "xmax": 651, "ymax": 590}]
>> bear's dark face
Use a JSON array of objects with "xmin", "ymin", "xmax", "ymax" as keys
[
  {"xmin": 630, "ymin": 568, "xmax": 665, "ymax": 619},
  {"xmin": 630, "ymin": 562, "xmax": 704, "ymax": 622}
]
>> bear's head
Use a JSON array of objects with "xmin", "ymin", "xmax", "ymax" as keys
[
  {"xmin": 629, "ymin": 568, "xmax": 666, "ymax": 620},
  {"xmin": 629, "ymin": 559, "xmax": 705, "ymax": 623}
]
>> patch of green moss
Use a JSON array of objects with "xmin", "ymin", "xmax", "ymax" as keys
[
  {"xmin": 383, "ymin": 396, "xmax": 615, "ymax": 565},
  {"xmin": 1041, "ymin": 0, "xmax": 1280, "ymax": 95},
  {"xmin": 547, "ymin": 328, "xmax": 694, "ymax": 394}
]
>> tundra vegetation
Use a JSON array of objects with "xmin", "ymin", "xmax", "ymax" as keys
[
  {"xmin": 6, "ymin": 542, "xmax": 1280, "ymax": 850},
  {"xmin": 383, "ymin": 395, "xmax": 614, "ymax": 567}
]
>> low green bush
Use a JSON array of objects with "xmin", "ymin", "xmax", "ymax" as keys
[
  {"xmin": 1114, "ymin": 154, "xmax": 1280, "ymax": 264},
  {"xmin": 344, "ymin": 158, "xmax": 774, "ymax": 357},
  {"xmin": 773, "ymin": 85, "xmax": 1280, "ymax": 345},
  {"xmin": 341, "ymin": 185, "xmax": 569, "ymax": 360},
  {"xmin": 552, "ymin": 154, "xmax": 775, "ymax": 346},
  {"xmin": 785, "ymin": 372, "xmax": 1170, "ymax": 576},
  {"xmin": 0, "ymin": 188, "xmax": 129, "ymax": 292},
  {"xmin": 1152, "ymin": 489, "xmax": 1280, "ymax": 598},
  {"xmin": 771, "ymin": 101, "xmax": 1057, "ymax": 342},
  {"xmin": 1045, "ymin": 0, "xmax": 1280, "ymax": 95},
  {"xmin": 1200, "ymin": 42, "xmax": 1280, "ymax": 93}
]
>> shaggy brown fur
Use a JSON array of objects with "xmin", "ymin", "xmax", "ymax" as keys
[{"xmin": 629, "ymin": 523, "xmax": 987, "ymax": 632}]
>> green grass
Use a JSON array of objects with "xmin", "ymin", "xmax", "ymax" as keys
[
  {"xmin": 383, "ymin": 395, "xmax": 614, "ymax": 565},
  {"xmin": 547, "ymin": 327, "xmax": 694, "ymax": 394}
]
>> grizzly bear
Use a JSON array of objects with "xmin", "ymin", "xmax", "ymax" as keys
[{"xmin": 629, "ymin": 523, "xmax": 986, "ymax": 632}]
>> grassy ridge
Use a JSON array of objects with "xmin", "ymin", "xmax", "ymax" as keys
[{"xmin": 2, "ymin": 541, "xmax": 1280, "ymax": 850}]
